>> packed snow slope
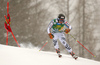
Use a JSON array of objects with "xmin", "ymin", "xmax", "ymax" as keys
[{"xmin": 0, "ymin": 44, "xmax": 100, "ymax": 65}]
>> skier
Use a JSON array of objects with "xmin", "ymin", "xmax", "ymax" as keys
[{"xmin": 47, "ymin": 14, "xmax": 78, "ymax": 59}]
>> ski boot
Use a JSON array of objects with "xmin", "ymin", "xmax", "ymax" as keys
[
  {"xmin": 56, "ymin": 48, "xmax": 62, "ymax": 58},
  {"xmin": 70, "ymin": 51, "xmax": 78, "ymax": 60}
]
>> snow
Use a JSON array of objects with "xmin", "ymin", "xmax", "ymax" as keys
[{"xmin": 0, "ymin": 44, "xmax": 100, "ymax": 65}]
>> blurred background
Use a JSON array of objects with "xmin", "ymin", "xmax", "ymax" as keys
[{"xmin": 0, "ymin": 0, "xmax": 100, "ymax": 61}]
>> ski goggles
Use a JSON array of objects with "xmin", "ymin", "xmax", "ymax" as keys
[{"xmin": 59, "ymin": 18, "xmax": 64, "ymax": 22}]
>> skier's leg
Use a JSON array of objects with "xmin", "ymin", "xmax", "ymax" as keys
[
  {"xmin": 59, "ymin": 33, "xmax": 78, "ymax": 59},
  {"xmin": 58, "ymin": 33, "xmax": 72, "ymax": 53},
  {"xmin": 53, "ymin": 33, "xmax": 59, "ymax": 49},
  {"xmin": 53, "ymin": 39, "xmax": 59, "ymax": 49},
  {"xmin": 53, "ymin": 33, "xmax": 62, "ymax": 57}
]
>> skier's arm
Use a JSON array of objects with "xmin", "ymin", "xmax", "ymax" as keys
[
  {"xmin": 64, "ymin": 21, "xmax": 72, "ymax": 29},
  {"xmin": 64, "ymin": 21, "xmax": 72, "ymax": 34},
  {"xmin": 47, "ymin": 20, "xmax": 54, "ymax": 39},
  {"xmin": 47, "ymin": 20, "xmax": 54, "ymax": 34}
]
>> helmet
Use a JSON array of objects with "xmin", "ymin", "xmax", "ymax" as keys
[{"xmin": 58, "ymin": 14, "xmax": 65, "ymax": 19}]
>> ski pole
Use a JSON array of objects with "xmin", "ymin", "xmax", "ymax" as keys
[
  {"xmin": 39, "ymin": 41, "xmax": 48, "ymax": 51},
  {"xmin": 67, "ymin": 32, "xmax": 96, "ymax": 57},
  {"xmin": 11, "ymin": 32, "xmax": 20, "ymax": 47}
]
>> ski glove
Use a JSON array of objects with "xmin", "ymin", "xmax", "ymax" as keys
[
  {"xmin": 64, "ymin": 28, "xmax": 71, "ymax": 34},
  {"xmin": 48, "ymin": 33, "xmax": 54, "ymax": 39}
]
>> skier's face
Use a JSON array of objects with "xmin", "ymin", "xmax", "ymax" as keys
[{"xmin": 59, "ymin": 19, "xmax": 64, "ymax": 23}]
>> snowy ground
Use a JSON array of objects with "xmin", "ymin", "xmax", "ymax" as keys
[{"xmin": 0, "ymin": 44, "xmax": 100, "ymax": 65}]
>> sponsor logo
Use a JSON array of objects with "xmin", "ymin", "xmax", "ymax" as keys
[{"xmin": 61, "ymin": 16, "xmax": 64, "ymax": 18}]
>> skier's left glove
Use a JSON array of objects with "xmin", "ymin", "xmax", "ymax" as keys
[
  {"xmin": 48, "ymin": 33, "xmax": 54, "ymax": 39},
  {"xmin": 64, "ymin": 28, "xmax": 71, "ymax": 34}
]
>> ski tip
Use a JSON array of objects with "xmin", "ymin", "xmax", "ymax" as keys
[{"xmin": 94, "ymin": 56, "xmax": 96, "ymax": 57}]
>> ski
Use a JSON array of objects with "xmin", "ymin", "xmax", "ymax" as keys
[
  {"xmin": 70, "ymin": 51, "xmax": 78, "ymax": 60},
  {"xmin": 58, "ymin": 54, "xmax": 62, "ymax": 58},
  {"xmin": 72, "ymin": 55, "xmax": 78, "ymax": 60}
]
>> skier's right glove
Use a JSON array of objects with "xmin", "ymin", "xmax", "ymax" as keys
[
  {"xmin": 48, "ymin": 33, "xmax": 54, "ymax": 39},
  {"xmin": 64, "ymin": 28, "xmax": 71, "ymax": 34}
]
